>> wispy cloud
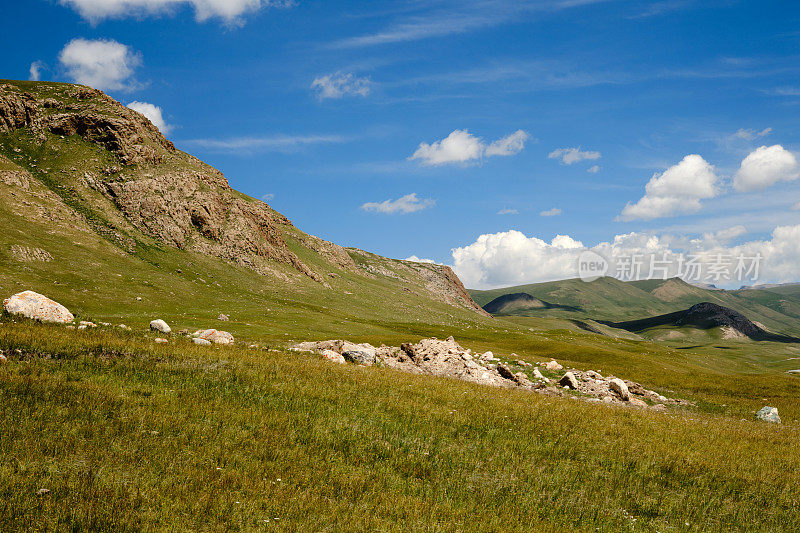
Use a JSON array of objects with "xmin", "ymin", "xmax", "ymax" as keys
[
  {"xmin": 540, "ymin": 207, "xmax": 562, "ymax": 217},
  {"xmin": 361, "ymin": 193, "xmax": 435, "ymax": 214},
  {"xmin": 183, "ymin": 134, "xmax": 348, "ymax": 153},
  {"xmin": 311, "ymin": 72, "xmax": 372, "ymax": 100},
  {"xmin": 329, "ymin": 0, "xmax": 609, "ymax": 49},
  {"xmin": 498, "ymin": 208, "xmax": 519, "ymax": 215}
]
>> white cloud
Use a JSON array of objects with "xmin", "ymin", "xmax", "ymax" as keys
[
  {"xmin": 485, "ymin": 130, "xmax": 530, "ymax": 157},
  {"xmin": 311, "ymin": 72, "xmax": 371, "ymax": 100},
  {"xmin": 58, "ymin": 38, "xmax": 142, "ymax": 91},
  {"xmin": 733, "ymin": 145, "xmax": 800, "ymax": 192},
  {"xmin": 452, "ymin": 225, "xmax": 800, "ymax": 289},
  {"xmin": 548, "ymin": 147, "xmax": 601, "ymax": 165},
  {"xmin": 410, "ymin": 129, "xmax": 529, "ymax": 166},
  {"xmin": 731, "ymin": 127, "xmax": 772, "ymax": 141},
  {"xmin": 127, "ymin": 101, "xmax": 170, "ymax": 133},
  {"xmin": 587, "ymin": 165, "xmax": 600, "ymax": 173},
  {"xmin": 405, "ymin": 255, "xmax": 437, "ymax": 264},
  {"xmin": 261, "ymin": 193, "xmax": 275, "ymax": 201},
  {"xmin": 702, "ymin": 225, "xmax": 747, "ymax": 244},
  {"xmin": 498, "ymin": 208, "xmax": 519, "ymax": 215},
  {"xmin": 59, "ymin": 0, "xmax": 293, "ymax": 24},
  {"xmin": 540, "ymin": 208, "xmax": 562, "ymax": 217},
  {"xmin": 619, "ymin": 154, "xmax": 719, "ymax": 221},
  {"xmin": 29, "ymin": 61, "xmax": 45, "ymax": 81},
  {"xmin": 360, "ymin": 193, "xmax": 435, "ymax": 214}
]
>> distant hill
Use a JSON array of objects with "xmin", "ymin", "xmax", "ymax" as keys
[
  {"xmin": 470, "ymin": 277, "xmax": 800, "ymax": 337},
  {"xmin": 481, "ymin": 292, "xmax": 580, "ymax": 315},
  {"xmin": 603, "ymin": 302, "xmax": 800, "ymax": 343}
]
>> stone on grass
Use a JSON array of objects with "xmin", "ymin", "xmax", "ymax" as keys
[
  {"xmin": 218, "ymin": 314, "xmax": 229, "ymax": 321},
  {"xmin": 0, "ymin": 354, "xmax": 7, "ymax": 364},
  {"xmin": 756, "ymin": 406, "xmax": 781, "ymax": 424},
  {"xmin": 3, "ymin": 291, "xmax": 74, "ymax": 324},
  {"xmin": 79, "ymin": 321, "xmax": 97, "ymax": 328},
  {"xmin": 544, "ymin": 360, "xmax": 563, "ymax": 371},
  {"xmin": 533, "ymin": 368, "xmax": 549, "ymax": 383},
  {"xmin": 155, "ymin": 338, "xmax": 168, "ymax": 344},
  {"xmin": 609, "ymin": 378, "xmax": 630, "ymax": 401},
  {"xmin": 342, "ymin": 348, "xmax": 376, "ymax": 366},
  {"xmin": 628, "ymin": 398, "xmax": 647, "ymax": 408},
  {"xmin": 559, "ymin": 372, "xmax": 579, "ymax": 390},
  {"xmin": 193, "ymin": 329, "xmax": 234, "ymax": 345},
  {"xmin": 193, "ymin": 337, "xmax": 212, "ymax": 346},
  {"xmin": 150, "ymin": 319, "xmax": 171, "ymax": 334}
]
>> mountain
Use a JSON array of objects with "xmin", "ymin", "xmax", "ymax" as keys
[
  {"xmin": 603, "ymin": 302, "xmax": 800, "ymax": 343},
  {"xmin": 0, "ymin": 79, "xmax": 489, "ymax": 336},
  {"xmin": 471, "ymin": 276, "xmax": 800, "ymax": 337}
]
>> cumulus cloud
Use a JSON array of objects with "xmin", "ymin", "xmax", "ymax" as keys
[
  {"xmin": 29, "ymin": 61, "xmax": 45, "ymax": 81},
  {"xmin": 58, "ymin": 38, "xmax": 142, "ymax": 91},
  {"xmin": 405, "ymin": 255, "xmax": 438, "ymax": 264},
  {"xmin": 540, "ymin": 208, "xmax": 562, "ymax": 217},
  {"xmin": 410, "ymin": 129, "xmax": 529, "ymax": 166},
  {"xmin": 59, "ymin": 0, "xmax": 293, "ymax": 24},
  {"xmin": 127, "ymin": 101, "xmax": 170, "ymax": 133},
  {"xmin": 733, "ymin": 145, "xmax": 800, "ymax": 192},
  {"xmin": 452, "ymin": 226, "xmax": 800, "ymax": 289},
  {"xmin": 619, "ymin": 154, "xmax": 719, "ymax": 221},
  {"xmin": 497, "ymin": 208, "xmax": 519, "ymax": 215},
  {"xmin": 587, "ymin": 165, "xmax": 600, "ymax": 173},
  {"xmin": 311, "ymin": 72, "xmax": 371, "ymax": 100},
  {"xmin": 485, "ymin": 130, "xmax": 530, "ymax": 157},
  {"xmin": 360, "ymin": 193, "xmax": 435, "ymax": 214},
  {"xmin": 548, "ymin": 147, "xmax": 601, "ymax": 165}
]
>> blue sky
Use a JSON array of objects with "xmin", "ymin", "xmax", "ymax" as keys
[{"xmin": 3, "ymin": 0, "xmax": 800, "ymax": 288}]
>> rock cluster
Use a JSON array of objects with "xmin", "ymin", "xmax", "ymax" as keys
[
  {"xmin": 290, "ymin": 336, "xmax": 687, "ymax": 410},
  {"xmin": 192, "ymin": 329, "xmax": 234, "ymax": 345}
]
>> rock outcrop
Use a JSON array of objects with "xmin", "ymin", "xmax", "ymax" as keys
[{"xmin": 3, "ymin": 291, "xmax": 74, "ymax": 324}]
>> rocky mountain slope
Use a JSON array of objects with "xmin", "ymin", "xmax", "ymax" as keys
[{"xmin": 0, "ymin": 79, "xmax": 487, "ymax": 323}]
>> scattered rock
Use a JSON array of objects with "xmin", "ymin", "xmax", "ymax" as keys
[
  {"xmin": 0, "ymin": 354, "xmax": 7, "ymax": 364},
  {"xmin": 193, "ymin": 329, "xmax": 234, "ymax": 345},
  {"xmin": 155, "ymin": 338, "xmax": 168, "ymax": 344},
  {"xmin": 533, "ymin": 368, "xmax": 549, "ymax": 383},
  {"xmin": 36, "ymin": 488, "xmax": 50, "ymax": 496},
  {"xmin": 609, "ymin": 378, "xmax": 630, "ymax": 401},
  {"xmin": 516, "ymin": 359, "xmax": 532, "ymax": 367},
  {"xmin": 118, "ymin": 324, "xmax": 131, "ymax": 331},
  {"xmin": 218, "ymin": 314, "xmax": 229, "ymax": 321},
  {"xmin": 559, "ymin": 372, "xmax": 579, "ymax": 390},
  {"xmin": 2, "ymin": 291, "xmax": 74, "ymax": 324},
  {"xmin": 756, "ymin": 406, "xmax": 781, "ymax": 424},
  {"xmin": 544, "ymin": 360, "xmax": 563, "ymax": 371},
  {"xmin": 150, "ymin": 319, "xmax": 171, "ymax": 334},
  {"xmin": 79, "ymin": 321, "xmax": 97, "ymax": 328},
  {"xmin": 193, "ymin": 338, "xmax": 212, "ymax": 346},
  {"xmin": 628, "ymin": 398, "xmax": 647, "ymax": 408}
]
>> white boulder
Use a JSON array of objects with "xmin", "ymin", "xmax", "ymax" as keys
[
  {"xmin": 150, "ymin": 319, "xmax": 171, "ymax": 334},
  {"xmin": 3, "ymin": 291, "xmax": 74, "ymax": 324},
  {"xmin": 609, "ymin": 378, "xmax": 630, "ymax": 401},
  {"xmin": 544, "ymin": 360, "xmax": 563, "ymax": 371},
  {"xmin": 756, "ymin": 406, "xmax": 781, "ymax": 424},
  {"xmin": 193, "ymin": 337, "xmax": 212, "ymax": 346}
]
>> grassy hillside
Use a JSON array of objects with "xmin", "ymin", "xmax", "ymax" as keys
[
  {"xmin": 471, "ymin": 277, "xmax": 800, "ymax": 336},
  {"xmin": 3, "ymin": 320, "xmax": 800, "ymax": 531}
]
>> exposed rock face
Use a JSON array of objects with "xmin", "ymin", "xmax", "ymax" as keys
[
  {"xmin": 2, "ymin": 291, "xmax": 74, "ymax": 324},
  {"xmin": 559, "ymin": 372, "xmax": 579, "ymax": 390}
]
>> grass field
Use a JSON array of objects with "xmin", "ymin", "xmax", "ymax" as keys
[{"xmin": 2, "ymin": 319, "xmax": 800, "ymax": 531}]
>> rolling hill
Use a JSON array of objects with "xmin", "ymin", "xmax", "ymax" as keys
[{"xmin": 471, "ymin": 276, "xmax": 800, "ymax": 337}]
